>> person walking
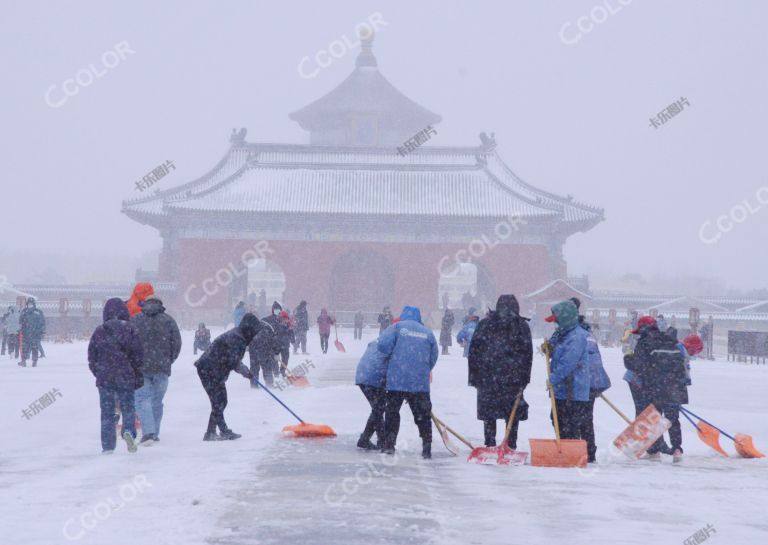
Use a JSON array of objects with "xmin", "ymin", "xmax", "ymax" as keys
[
  {"xmin": 354, "ymin": 339, "xmax": 389, "ymax": 450},
  {"xmin": 233, "ymin": 301, "xmax": 246, "ymax": 328},
  {"xmin": 248, "ymin": 319, "xmax": 279, "ymax": 388},
  {"xmin": 19, "ymin": 298, "xmax": 46, "ymax": 367},
  {"xmin": 439, "ymin": 308, "xmax": 455, "ymax": 356},
  {"xmin": 194, "ymin": 323, "xmax": 212, "ymax": 355},
  {"xmin": 131, "ymin": 297, "xmax": 181, "ymax": 445},
  {"xmin": 353, "ymin": 310, "xmax": 364, "ymax": 340},
  {"xmin": 195, "ymin": 313, "xmax": 262, "ymax": 440},
  {"xmin": 4, "ymin": 306, "xmax": 20, "ymax": 360},
  {"xmin": 293, "ymin": 300, "xmax": 309, "ymax": 355},
  {"xmin": 544, "ymin": 300, "xmax": 591, "ymax": 441},
  {"xmin": 377, "ymin": 306, "xmax": 393, "ymax": 335},
  {"xmin": 87, "ymin": 298, "xmax": 144, "ymax": 454},
  {"xmin": 456, "ymin": 307, "xmax": 479, "ymax": 358},
  {"xmin": 317, "ymin": 308, "xmax": 334, "ymax": 354},
  {"xmin": 126, "ymin": 282, "xmax": 155, "ymax": 317},
  {"xmin": 1, "ymin": 307, "xmax": 8, "ymax": 356},
  {"xmin": 467, "ymin": 295, "xmax": 532, "ymax": 449},
  {"xmin": 378, "ymin": 306, "xmax": 439, "ymax": 459},
  {"xmin": 624, "ymin": 315, "xmax": 688, "ymax": 462}
]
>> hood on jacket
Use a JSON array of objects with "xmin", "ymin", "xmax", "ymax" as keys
[
  {"xmin": 298, "ymin": 300, "xmax": 307, "ymax": 308},
  {"xmin": 495, "ymin": 294, "xmax": 520, "ymax": 317},
  {"xmin": 103, "ymin": 298, "xmax": 130, "ymax": 322},
  {"xmin": 320, "ymin": 308, "xmax": 329, "ymax": 317},
  {"xmin": 238, "ymin": 313, "xmax": 263, "ymax": 344},
  {"xmin": 550, "ymin": 300, "xmax": 579, "ymax": 330},
  {"xmin": 400, "ymin": 306, "xmax": 422, "ymax": 324},
  {"xmin": 25, "ymin": 297, "xmax": 36, "ymax": 308},
  {"xmin": 271, "ymin": 301, "xmax": 282, "ymax": 315},
  {"xmin": 140, "ymin": 297, "xmax": 165, "ymax": 317},
  {"xmin": 127, "ymin": 282, "xmax": 155, "ymax": 316}
]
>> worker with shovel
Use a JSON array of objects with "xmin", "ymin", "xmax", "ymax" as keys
[
  {"xmin": 467, "ymin": 295, "xmax": 532, "ymax": 450},
  {"xmin": 195, "ymin": 313, "xmax": 264, "ymax": 441},
  {"xmin": 544, "ymin": 300, "xmax": 591, "ymax": 441},
  {"xmin": 624, "ymin": 316, "xmax": 688, "ymax": 462},
  {"xmin": 378, "ymin": 306, "xmax": 439, "ymax": 459}
]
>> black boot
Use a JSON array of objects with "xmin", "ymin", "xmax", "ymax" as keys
[
  {"xmin": 422, "ymin": 441, "xmax": 432, "ymax": 459},
  {"xmin": 220, "ymin": 429, "xmax": 242, "ymax": 440},
  {"xmin": 203, "ymin": 431, "xmax": 220, "ymax": 441},
  {"xmin": 357, "ymin": 435, "xmax": 378, "ymax": 450}
]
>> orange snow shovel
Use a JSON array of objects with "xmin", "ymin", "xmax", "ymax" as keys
[
  {"xmin": 468, "ymin": 391, "xmax": 529, "ymax": 465},
  {"xmin": 333, "ymin": 324, "xmax": 346, "ymax": 353},
  {"xmin": 680, "ymin": 406, "xmax": 765, "ymax": 459},
  {"xmin": 529, "ymin": 348, "xmax": 588, "ymax": 468},
  {"xmin": 255, "ymin": 379, "xmax": 336, "ymax": 438},
  {"xmin": 279, "ymin": 357, "xmax": 310, "ymax": 389}
]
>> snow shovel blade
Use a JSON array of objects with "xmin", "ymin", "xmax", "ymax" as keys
[
  {"xmin": 287, "ymin": 374, "xmax": 310, "ymax": 389},
  {"xmin": 282, "ymin": 423, "xmax": 336, "ymax": 438},
  {"xmin": 529, "ymin": 439, "xmax": 588, "ymax": 468},
  {"xmin": 498, "ymin": 445, "xmax": 528, "ymax": 466},
  {"xmin": 334, "ymin": 339, "xmax": 346, "ymax": 353},
  {"xmin": 613, "ymin": 405, "xmax": 671, "ymax": 460},
  {"xmin": 696, "ymin": 421, "xmax": 729, "ymax": 457},
  {"xmin": 467, "ymin": 445, "xmax": 501, "ymax": 465},
  {"xmin": 433, "ymin": 417, "xmax": 459, "ymax": 456},
  {"xmin": 734, "ymin": 433, "xmax": 765, "ymax": 459}
]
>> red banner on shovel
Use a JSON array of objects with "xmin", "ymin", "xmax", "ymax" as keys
[{"xmin": 613, "ymin": 405, "xmax": 671, "ymax": 460}]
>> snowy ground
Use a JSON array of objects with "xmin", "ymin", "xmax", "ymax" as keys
[{"xmin": 1, "ymin": 327, "xmax": 766, "ymax": 545}]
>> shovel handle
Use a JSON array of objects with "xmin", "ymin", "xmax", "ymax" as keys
[
  {"xmin": 598, "ymin": 393, "xmax": 632, "ymax": 424},
  {"xmin": 679, "ymin": 406, "xmax": 736, "ymax": 442},
  {"xmin": 544, "ymin": 345, "xmax": 562, "ymax": 448},
  {"xmin": 254, "ymin": 379, "xmax": 305, "ymax": 424},
  {"xmin": 502, "ymin": 391, "xmax": 523, "ymax": 446},
  {"xmin": 432, "ymin": 413, "xmax": 474, "ymax": 449}
]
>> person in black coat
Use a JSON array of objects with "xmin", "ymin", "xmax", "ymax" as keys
[
  {"xmin": 194, "ymin": 323, "xmax": 212, "ymax": 354},
  {"xmin": 195, "ymin": 313, "xmax": 262, "ymax": 440},
  {"xmin": 353, "ymin": 310, "xmax": 364, "ymax": 340},
  {"xmin": 87, "ymin": 298, "xmax": 144, "ymax": 453},
  {"xmin": 293, "ymin": 300, "xmax": 309, "ymax": 354},
  {"xmin": 377, "ymin": 307, "xmax": 393, "ymax": 335},
  {"xmin": 439, "ymin": 309, "xmax": 455, "ymax": 355},
  {"xmin": 467, "ymin": 295, "xmax": 533, "ymax": 449},
  {"xmin": 262, "ymin": 302, "xmax": 291, "ymax": 378},
  {"xmin": 624, "ymin": 316, "xmax": 688, "ymax": 460},
  {"xmin": 248, "ymin": 320, "xmax": 280, "ymax": 388},
  {"xmin": 19, "ymin": 298, "xmax": 46, "ymax": 367}
]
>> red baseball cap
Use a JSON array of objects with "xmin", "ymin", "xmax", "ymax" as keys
[
  {"xmin": 544, "ymin": 313, "xmax": 557, "ymax": 323},
  {"xmin": 632, "ymin": 315, "xmax": 657, "ymax": 334}
]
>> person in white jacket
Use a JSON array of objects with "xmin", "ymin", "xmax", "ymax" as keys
[{"xmin": 4, "ymin": 307, "xmax": 21, "ymax": 359}]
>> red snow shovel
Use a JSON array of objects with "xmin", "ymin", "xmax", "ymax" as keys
[
  {"xmin": 468, "ymin": 391, "xmax": 529, "ymax": 466},
  {"xmin": 529, "ymin": 348, "xmax": 588, "ymax": 468},
  {"xmin": 680, "ymin": 406, "xmax": 765, "ymax": 459},
  {"xmin": 279, "ymin": 357, "xmax": 310, "ymax": 389},
  {"xmin": 333, "ymin": 324, "xmax": 346, "ymax": 353}
]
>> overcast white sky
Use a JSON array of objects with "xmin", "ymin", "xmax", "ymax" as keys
[{"xmin": 1, "ymin": 0, "xmax": 767, "ymax": 291}]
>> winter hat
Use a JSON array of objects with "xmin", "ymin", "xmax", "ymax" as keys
[
  {"xmin": 545, "ymin": 300, "xmax": 579, "ymax": 330},
  {"xmin": 683, "ymin": 335, "xmax": 704, "ymax": 356},
  {"xmin": 632, "ymin": 316, "xmax": 657, "ymax": 334},
  {"xmin": 238, "ymin": 313, "xmax": 263, "ymax": 344}
]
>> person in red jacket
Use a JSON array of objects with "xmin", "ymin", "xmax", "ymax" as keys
[{"xmin": 126, "ymin": 282, "xmax": 155, "ymax": 317}]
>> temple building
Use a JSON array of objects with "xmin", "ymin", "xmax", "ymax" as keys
[{"xmin": 122, "ymin": 34, "xmax": 603, "ymax": 324}]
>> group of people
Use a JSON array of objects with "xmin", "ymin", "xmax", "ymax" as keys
[
  {"xmin": 354, "ymin": 294, "xmax": 701, "ymax": 463},
  {"xmin": 88, "ymin": 283, "xmax": 181, "ymax": 453},
  {"xmin": 2, "ymin": 298, "xmax": 47, "ymax": 366}
]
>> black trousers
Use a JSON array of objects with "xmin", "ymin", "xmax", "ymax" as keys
[
  {"xmin": 646, "ymin": 402, "xmax": 682, "ymax": 454},
  {"xmin": 294, "ymin": 330, "xmax": 307, "ymax": 353},
  {"xmin": 320, "ymin": 333, "xmax": 330, "ymax": 353},
  {"xmin": 198, "ymin": 370, "xmax": 229, "ymax": 434},
  {"xmin": 251, "ymin": 357, "xmax": 275, "ymax": 387},
  {"xmin": 579, "ymin": 392, "xmax": 598, "ymax": 459},
  {"xmin": 383, "ymin": 390, "xmax": 432, "ymax": 449},
  {"xmin": 353, "ymin": 325, "xmax": 363, "ymax": 340},
  {"xmin": 483, "ymin": 417, "xmax": 521, "ymax": 449},
  {"xmin": 1, "ymin": 332, "xmax": 6, "ymax": 355},
  {"xmin": 628, "ymin": 384, "xmax": 647, "ymax": 417},
  {"xmin": 6, "ymin": 334, "xmax": 19, "ymax": 358},
  {"xmin": 359, "ymin": 385, "xmax": 386, "ymax": 445},
  {"xmin": 21, "ymin": 337, "xmax": 41, "ymax": 364},
  {"xmin": 552, "ymin": 399, "xmax": 590, "ymax": 440}
]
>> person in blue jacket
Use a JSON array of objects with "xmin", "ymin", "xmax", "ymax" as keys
[
  {"xmin": 232, "ymin": 301, "xmax": 246, "ymax": 327},
  {"xmin": 544, "ymin": 300, "xmax": 590, "ymax": 441},
  {"xmin": 569, "ymin": 298, "xmax": 611, "ymax": 463},
  {"xmin": 354, "ymin": 340, "xmax": 389, "ymax": 450},
  {"xmin": 377, "ymin": 306, "xmax": 439, "ymax": 459},
  {"xmin": 456, "ymin": 308, "xmax": 479, "ymax": 358}
]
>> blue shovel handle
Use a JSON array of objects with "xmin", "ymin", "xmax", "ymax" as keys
[
  {"xmin": 254, "ymin": 379, "xmax": 305, "ymax": 424},
  {"xmin": 678, "ymin": 406, "xmax": 736, "ymax": 442}
]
